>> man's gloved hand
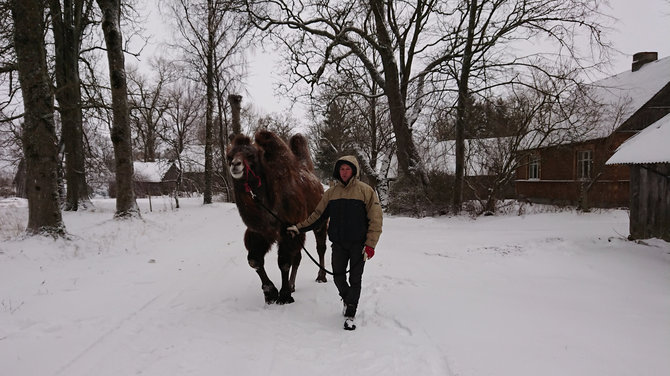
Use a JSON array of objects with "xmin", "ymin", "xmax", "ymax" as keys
[
  {"xmin": 363, "ymin": 245, "xmax": 375, "ymax": 260},
  {"xmin": 286, "ymin": 225, "xmax": 299, "ymax": 237}
]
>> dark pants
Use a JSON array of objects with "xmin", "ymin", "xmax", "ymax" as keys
[{"xmin": 332, "ymin": 242, "xmax": 366, "ymax": 308}]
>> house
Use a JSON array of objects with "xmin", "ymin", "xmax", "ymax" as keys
[
  {"xmin": 132, "ymin": 160, "xmax": 176, "ymax": 198},
  {"xmin": 606, "ymin": 113, "xmax": 670, "ymax": 241},
  {"xmin": 515, "ymin": 52, "xmax": 670, "ymax": 208}
]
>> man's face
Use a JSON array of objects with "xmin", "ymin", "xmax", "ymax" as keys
[{"xmin": 339, "ymin": 164, "xmax": 353, "ymax": 183}]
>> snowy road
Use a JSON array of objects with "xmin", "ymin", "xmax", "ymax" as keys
[{"xmin": 1, "ymin": 197, "xmax": 669, "ymax": 375}]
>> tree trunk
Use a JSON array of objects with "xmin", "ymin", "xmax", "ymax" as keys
[
  {"xmin": 369, "ymin": 0, "xmax": 429, "ymax": 189},
  {"xmin": 50, "ymin": 0, "xmax": 92, "ymax": 211},
  {"xmin": 203, "ymin": 0, "xmax": 215, "ymax": 205},
  {"xmin": 452, "ymin": 0, "xmax": 478, "ymax": 214},
  {"xmin": 11, "ymin": 0, "xmax": 66, "ymax": 236},
  {"xmin": 145, "ymin": 117, "xmax": 156, "ymax": 161},
  {"xmin": 97, "ymin": 0, "xmax": 140, "ymax": 218},
  {"xmin": 203, "ymin": 51, "xmax": 214, "ymax": 204}
]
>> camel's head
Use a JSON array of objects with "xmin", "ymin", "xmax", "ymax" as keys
[{"xmin": 226, "ymin": 134, "xmax": 259, "ymax": 180}]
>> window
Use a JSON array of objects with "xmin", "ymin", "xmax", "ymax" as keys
[
  {"xmin": 528, "ymin": 155, "xmax": 540, "ymax": 180},
  {"xmin": 577, "ymin": 150, "xmax": 592, "ymax": 179}
]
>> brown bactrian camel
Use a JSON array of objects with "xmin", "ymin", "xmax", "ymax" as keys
[{"xmin": 226, "ymin": 130, "xmax": 328, "ymax": 304}]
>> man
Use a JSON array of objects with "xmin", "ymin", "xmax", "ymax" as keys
[{"xmin": 287, "ymin": 155, "xmax": 383, "ymax": 331}]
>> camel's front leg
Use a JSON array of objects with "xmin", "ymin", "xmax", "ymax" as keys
[
  {"xmin": 245, "ymin": 230, "xmax": 278, "ymax": 304},
  {"xmin": 276, "ymin": 235, "xmax": 303, "ymax": 304},
  {"xmin": 254, "ymin": 267, "xmax": 279, "ymax": 304}
]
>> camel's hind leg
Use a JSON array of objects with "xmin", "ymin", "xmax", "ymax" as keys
[
  {"xmin": 313, "ymin": 222, "xmax": 328, "ymax": 283},
  {"xmin": 244, "ymin": 230, "xmax": 278, "ymax": 304},
  {"xmin": 288, "ymin": 242, "xmax": 303, "ymax": 293}
]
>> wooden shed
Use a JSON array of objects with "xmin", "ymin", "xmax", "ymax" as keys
[{"xmin": 606, "ymin": 113, "xmax": 670, "ymax": 241}]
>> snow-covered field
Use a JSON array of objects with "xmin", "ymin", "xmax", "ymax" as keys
[{"xmin": 1, "ymin": 197, "xmax": 668, "ymax": 376}]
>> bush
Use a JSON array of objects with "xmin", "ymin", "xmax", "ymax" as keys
[{"xmin": 386, "ymin": 172, "xmax": 453, "ymax": 216}]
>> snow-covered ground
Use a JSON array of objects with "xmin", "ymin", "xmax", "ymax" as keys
[{"xmin": 1, "ymin": 197, "xmax": 668, "ymax": 376}]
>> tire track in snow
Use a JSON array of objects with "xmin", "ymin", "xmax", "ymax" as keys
[
  {"xmin": 52, "ymin": 214, "xmax": 246, "ymax": 376},
  {"xmin": 54, "ymin": 293, "xmax": 164, "ymax": 376}
]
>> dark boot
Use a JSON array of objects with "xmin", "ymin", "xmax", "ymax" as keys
[{"xmin": 343, "ymin": 317, "xmax": 356, "ymax": 331}]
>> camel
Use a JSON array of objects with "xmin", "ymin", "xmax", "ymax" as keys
[{"xmin": 226, "ymin": 130, "xmax": 328, "ymax": 304}]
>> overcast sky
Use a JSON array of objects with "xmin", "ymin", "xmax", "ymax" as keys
[
  {"xmin": 243, "ymin": 0, "xmax": 670, "ymax": 115},
  {"xmin": 139, "ymin": 0, "xmax": 669, "ymax": 115},
  {"xmin": 605, "ymin": 0, "xmax": 670, "ymax": 72}
]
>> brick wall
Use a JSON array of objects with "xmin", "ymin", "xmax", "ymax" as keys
[{"xmin": 515, "ymin": 133, "xmax": 632, "ymax": 208}]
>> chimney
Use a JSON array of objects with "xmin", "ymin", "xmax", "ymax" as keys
[{"xmin": 632, "ymin": 51, "xmax": 658, "ymax": 72}]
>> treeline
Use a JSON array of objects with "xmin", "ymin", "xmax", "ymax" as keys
[{"xmin": 0, "ymin": 0, "xmax": 615, "ymax": 236}]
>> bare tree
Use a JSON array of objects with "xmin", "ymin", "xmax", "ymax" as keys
[
  {"xmin": 308, "ymin": 67, "xmax": 395, "ymax": 202},
  {"xmin": 245, "ymin": 0, "xmax": 436, "ymax": 190},
  {"xmin": 168, "ymin": 0, "xmax": 252, "ymax": 204},
  {"xmin": 159, "ymin": 79, "xmax": 204, "ymax": 204},
  {"xmin": 11, "ymin": 0, "xmax": 66, "ymax": 236},
  {"xmin": 0, "ymin": 1, "xmax": 23, "ymax": 189},
  {"xmin": 127, "ymin": 59, "xmax": 175, "ymax": 162},
  {"xmin": 48, "ymin": 0, "xmax": 96, "ymax": 211},
  {"xmin": 0, "ymin": 1, "xmax": 14, "ymax": 72},
  {"xmin": 96, "ymin": 0, "xmax": 140, "ymax": 218},
  {"xmin": 0, "ymin": 1, "xmax": 18, "ymax": 101}
]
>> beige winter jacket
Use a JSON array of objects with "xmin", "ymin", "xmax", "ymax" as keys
[{"xmin": 297, "ymin": 155, "xmax": 383, "ymax": 249}]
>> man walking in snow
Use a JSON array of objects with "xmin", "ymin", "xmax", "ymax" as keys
[{"xmin": 287, "ymin": 155, "xmax": 383, "ymax": 330}]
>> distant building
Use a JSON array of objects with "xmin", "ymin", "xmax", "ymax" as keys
[
  {"xmin": 109, "ymin": 160, "xmax": 175, "ymax": 198},
  {"xmin": 131, "ymin": 160, "xmax": 176, "ymax": 198},
  {"xmin": 515, "ymin": 52, "xmax": 670, "ymax": 208}
]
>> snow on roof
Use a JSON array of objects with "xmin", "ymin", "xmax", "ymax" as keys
[
  {"xmin": 133, "ymin": 160, "xmax": 173, "ymax": 182},
  {"xmin": 520, "ymin": 56, "xmax": 670, "ymax": 151},
  {"xmin": 606, "ymin": 112, "xmax": 670, "ymax": 165},
  {"xmin": 585, "ymin": 56, "xmax": 670, "ymax": 139}
]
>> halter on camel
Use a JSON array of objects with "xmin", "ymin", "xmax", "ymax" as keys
[{"xmin": 242, "ymin": 160, "xmax": 262, "ymax": 198}]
